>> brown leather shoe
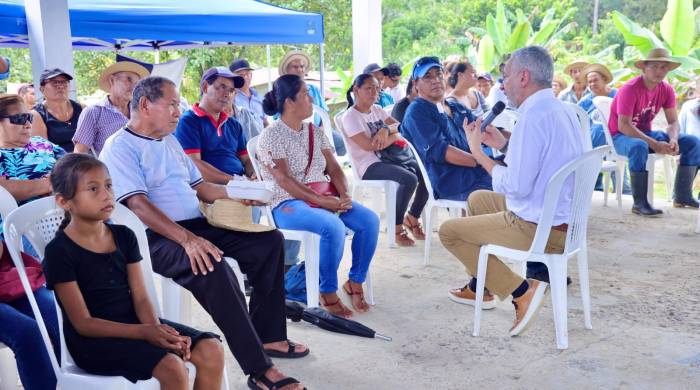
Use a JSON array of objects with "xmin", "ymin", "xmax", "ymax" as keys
[
  {"xmin": 510, "ymin": 279, "xmax": 548, "ymax": 336},
  {"xmin": 448, "ymin": 283, "xmax": 497, "ymax": 309}
]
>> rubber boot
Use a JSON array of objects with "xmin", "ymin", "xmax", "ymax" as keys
[
  {"xmin": 630, "ymin": 171, "xmax": 663, "ymax": 217},
  {"xmin": 672, "ymin": 166, "xmax": 699, "ymax": 209}
]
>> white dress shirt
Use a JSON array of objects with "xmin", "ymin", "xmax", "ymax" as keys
[{"xmin": 491, "ymin": 88, "xmax": 584, "ymax": 225}]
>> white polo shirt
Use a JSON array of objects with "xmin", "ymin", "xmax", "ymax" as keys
[{"xmin": 100, "ymin": 127, "xmax": 204, "ymax": 222}]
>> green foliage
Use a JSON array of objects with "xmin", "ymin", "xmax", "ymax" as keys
[{"xmin": 660, "ymin": 0, "xmax": 696, "ymax": 55}]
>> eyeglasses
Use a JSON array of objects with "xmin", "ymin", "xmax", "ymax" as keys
[
  {"xmin": 0, "ymin": 113, "xmax": 33, "ymax": 125},
  {"xmin": 45, "ymin": 79, "xmax": 70, "ymax": 87}
]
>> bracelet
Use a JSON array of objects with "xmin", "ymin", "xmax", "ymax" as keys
[{"xmin": 498, "ymin": 140, "xmax": 509, "ymax": 154}]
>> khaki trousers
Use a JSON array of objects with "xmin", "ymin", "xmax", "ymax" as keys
[{"xmin": 438, "ymin": 190, "xmax": 566, "ymax": 300}]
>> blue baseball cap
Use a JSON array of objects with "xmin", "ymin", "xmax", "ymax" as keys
[
  {"xmin": 411, "ymin": 56, "xmax": 442, "ymax": 80},
  {"xmin": 200, "ymin": 66, "xmax": 244, "ymax": 91}
]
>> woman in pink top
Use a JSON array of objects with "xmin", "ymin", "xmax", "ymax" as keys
[{"xmin": 341, "ymin": 74, "xmax": 428, "ymax": 246}]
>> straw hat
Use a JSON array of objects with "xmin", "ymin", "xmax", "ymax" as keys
[
  {"xmin": 279, "ymin": 51, "xmax": 312, "ymax": 76},
  {"xmin": 563, "ymin": 60, "xmax": 590, "ymax": 77},
  {"xmin": 581, "ymin": 63, "xmax": 613, "ymax": 84},
  {"xmin": 199, "ymin": 200, "xmax": 275, "ymax": 233},
  {"xmin": 634, "ymin": 48, "xmax": 681, "ymax": 71},
  {"xmin": 552, "ymin": 75, "xmax": 568, "ymax": 90},
  {"xmin": 98, "ymin": 61, "xmax": 150, "ymax": 92}
]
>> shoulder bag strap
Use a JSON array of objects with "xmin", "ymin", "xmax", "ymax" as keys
[{"xmin": 304, "ymin": 123, "xmax": 315, "ymax": 179}]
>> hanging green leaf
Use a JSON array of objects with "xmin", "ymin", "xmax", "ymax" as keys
[
  {"xmin": 506, "ymin": 21, "xmax": 531, "ymax": 53},
  {"xmin": 611, "ymin": 11, "xmax": 666, "ymax": 55},
  {"xmin": 530, "ymin": 21, "xmax": 557, "ymax": 45},
  {"xmin": 495, "ymin": 0, "xmax": 510, "ymax": 42},
  {"xmin": 486, "ymin": 14, "xmax": 506, "ymax": 55},
  {"xmin": 477, "ymin": 35, "xmax": 496, "ymax": 73},
  {"xmin": 660, "ymin": 0, "xmax": 695, "ymax": 56}
]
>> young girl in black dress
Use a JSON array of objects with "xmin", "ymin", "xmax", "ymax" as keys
[{"xmin": 42, "ymin": 153, "xmax": 225, "ymax": 389}]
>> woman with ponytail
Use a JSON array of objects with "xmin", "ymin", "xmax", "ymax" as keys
[
  {"xmin": 257, "ymin": 75, "xmax": 380, "ymax": 318},
  {"xmin": 447, "ymin": 61, "xmax": 491, "ymax": 118},
  {"xmin": 341, "ymin": 74, "xmax": 428, "ymax": 246}
]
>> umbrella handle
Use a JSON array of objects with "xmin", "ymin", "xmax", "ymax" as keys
[{"xmin": 374, "ymin": 333, "xmax": 392, "ymax": 341}]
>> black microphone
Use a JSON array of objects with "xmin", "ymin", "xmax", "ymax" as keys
[{"xmin": 480, "ymin": 101, "xmax": 506, "ymax": 132}]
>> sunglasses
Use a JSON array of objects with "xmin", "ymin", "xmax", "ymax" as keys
[{"xmin": 0, "ymin": 113, "xmax": 34, "ymax": 125}]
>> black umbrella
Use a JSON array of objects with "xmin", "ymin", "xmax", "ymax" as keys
[{"xmin": 285, "ymin": 300, "xmax": 392, "ymax": 341}]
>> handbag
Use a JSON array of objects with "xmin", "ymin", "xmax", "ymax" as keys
[
  {"xmin": 303, "ymin": 123, "xmax": 339, "ymax": 208},
  {"xmin": 378, "ymin": 138, "xmax": 416, "ymax": 168},
  {"xmin": 0, "ymin": 241, "xmax": 46, "ymax": 303}
]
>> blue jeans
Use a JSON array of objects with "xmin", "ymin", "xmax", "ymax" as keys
[
  {"xmin": 332, "ymin": 130, "xmax": 347, "ymax": 156},
  {"xmin": 252, "ymin": 207, "xmax": 301, "ymax": 266},
  {"xmin": 272, "ymin": 199, "xmax": 379, "ymax": 293},
  {"xmin": 612, "ymin": 131, "xmax": 700, "ymax": 172},
  {"xmin": 0, "ymin": 286, "xmax": 59, "ymax": 390}
]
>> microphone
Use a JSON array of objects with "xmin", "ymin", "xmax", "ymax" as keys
[{"xmin": 480, "ymin": 101, "xmax": 506, "ymax": 132}]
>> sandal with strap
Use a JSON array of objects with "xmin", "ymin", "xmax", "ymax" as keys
[
  {"xmin": 320, "ymin": 294, "xmax": 353, "ymax": 318},
  {"xmin": 263, "ymin": 340, "xmax": 310, "ymax": 359},
  {"xmin": 342, "ymin": 280, "xmax": 370, "ymax": 312},
  {"xmin": 395, "ymin": 228, "xmax": 415, "ymax": 247},
  {"xmin": 248, "ymin": 373, "xmax": 306, "ymax": 390},
  {"xmin": 403, "ymin": 215, "xmax": 426, "ymax": 240}
]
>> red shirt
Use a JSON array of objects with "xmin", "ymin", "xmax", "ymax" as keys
[{"xmin": 608, "ymin": 75, "xmax": 676, "ymax": 136}]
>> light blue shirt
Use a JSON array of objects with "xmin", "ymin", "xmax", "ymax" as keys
[
  {"xmin": 0, "ymin": 57, "xmax": 10, "ymax": 80},
  {"xmin": 100, "ymin": 128, "xmax": 204, "ymax": 222},
  {"xmin": 679, "ymin": 98, "xmax": 700, "ymax": 138},
  {"xmin": 491, "ymin": 88, "xmax": 584, "ymax": 225},
  {"xmin": 234, "ymin": 88, "xmax": 264, "ymax": 126}
]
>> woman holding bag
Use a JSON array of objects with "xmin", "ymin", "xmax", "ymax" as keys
[
  {"xmin": 341, "ymin": 74, "xmax": 428, "ymax": 246},
  {"xmin": 256, "ymin": 75, "xmax": 380, "ymax": 318}
]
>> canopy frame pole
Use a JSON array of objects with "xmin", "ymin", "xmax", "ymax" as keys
[
  {"xmin": 266, "ymin": 44, "xmax": 272, "ymax": 91},
  {"xmin": 319, "ymin": 43, "xmax": 325, "ymax": 101}
]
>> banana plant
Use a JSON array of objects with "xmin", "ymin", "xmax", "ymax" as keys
[{"xmin": 475, "ymin": 0, "xmax": 575, "ymax": 73}]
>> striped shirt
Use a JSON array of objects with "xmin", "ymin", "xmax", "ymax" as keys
[{"xmin": 73, "ymin": 96, "xmax": 129, "ymax": 155}]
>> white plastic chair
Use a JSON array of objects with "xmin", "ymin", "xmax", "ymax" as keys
[
  {"xmin": 333, "ymin": 110, "xmax": 400, "ymax": 248},
  {"xmin": 472, "ymin": 146, "xmax": 609, "ymax": 350},
  {"xmin": 247, "ymin": 136, "xmax": 376, "ymax": 307},
  {"xmin": 2, "ymin": 198, "xmax": 232, "ymax": 389},
  {"xmin": 404, "ymin": 140, "xmax": 469, "ymax": 265},
  {"xmin": 592, "ymin": 96, "xmax": 675, "ymax": 206},
  {"xmin": 565, "ymin": 102, "xmax": 622, "ymax": 208},
  {"xmin": 0, "ymin": 186, "xmax": 20, "ymax": 390}
]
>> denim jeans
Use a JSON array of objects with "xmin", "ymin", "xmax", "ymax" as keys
[
  {"xmin": 0, "ymin": 286, "xmax": 59, "ymax": 390},
  {"xmin": 272, "ymin": 199, "xmax": 379, "ymax": 293},
  {"xmin": 252, "ymin": 207, "xmax": 301, "ymax": 266},
  {"xmin": 612, "ymin": 130, "xmax": 700, "ymax": 172},
  {"xmin": 331, "ymin": 130, "xmax": 347, "ymax": 157}
]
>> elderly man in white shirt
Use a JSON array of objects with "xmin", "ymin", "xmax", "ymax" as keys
[{"xmin": 439, "ymin": 46, "xmax": 584, "ymax": 336}]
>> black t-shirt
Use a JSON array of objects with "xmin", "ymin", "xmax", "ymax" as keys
[
  {"xmin": 43, "ymin": 224, "xmax": 143, "ymax": 338},
  {"xmin": 33, "ymin": 100, "xmax": 82, "ymax": 152},
  {"xmin": 391, "ymin": 97, "xmax": 412, "ymax": 123}
]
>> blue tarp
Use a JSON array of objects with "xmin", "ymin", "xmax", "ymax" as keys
[{"xmin": 0, "ymin": 0, "xmax": 324, "ymax": 50}]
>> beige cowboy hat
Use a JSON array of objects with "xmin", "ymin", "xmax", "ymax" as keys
[
  {"xmin": 552, "ymin": 75, "xmax": 568, "ymax": 90},
  {"xmin": 200, "ymin": 200, "xmax": 275, "ymax": 233},
  {"xmin": 563, "ymin": 60, "xmax": 590, "ymax": 77},
  {"xmin": 581, "ymin": 63, "xmax": 613, "ymax": 84},
  {"xmin": 634, "ymin": 48, "xmax": 681, "ymax": 71},
  {"xmin": 98, "ymin": 61, "xmax": 150, "ymax": 92},
  {"xmin": 278, "ymin": 50, "xmax": 312, "ymax": 76}
]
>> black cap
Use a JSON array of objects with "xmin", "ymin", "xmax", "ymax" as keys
[
  {"xmin": 385, "ymin": 63, "xmax": 402, "ymax": 77},
  {"xmin": 363, "ymin": 63, "xmax": 389, "ymax": 76},
  {"xmin": 39, "ymin": 68, "xmax": 73, "ymax": 85},
  {"xmin": 229, "ymin": 59, "xmax": 254, "ymax": 73}
]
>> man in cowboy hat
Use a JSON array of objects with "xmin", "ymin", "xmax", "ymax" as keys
[
  {"xmin": 73, "ymin": 60, "xmax": 150, "ymax": 155},
  {"xmin": 609, "ymin": 48, "xmax": 700, "ymax": 215},
  {"xmin": 278, "ymin": 50, "xmax": 347, "ymax": 156},
  {"xmin": 559, "ymin": 60, "xmax": 590, "ymax": 103}
]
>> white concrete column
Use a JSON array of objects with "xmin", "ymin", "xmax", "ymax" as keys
[
  {"xmin": 25, "ymin": 0, "xmax": 76, "ymax": 99},
  {"xmin": 352, "ymin": 0, "xmax": 382, "ymax": 77}
]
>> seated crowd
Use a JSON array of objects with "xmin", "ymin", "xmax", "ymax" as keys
[{"xmin": 0, "ymin": 43, "xmax": 699, "ymax": 389}]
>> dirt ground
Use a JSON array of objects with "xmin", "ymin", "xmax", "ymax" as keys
[{"xmin": 187, "ymin": 192, "xmax": 700, "ymax": 390}]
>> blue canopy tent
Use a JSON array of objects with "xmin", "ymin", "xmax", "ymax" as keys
[{"xmin": 0, "ymin": 0, "xmax": 325, "ymax": 89}]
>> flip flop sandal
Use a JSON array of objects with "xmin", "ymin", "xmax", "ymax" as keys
[
  {"xmin": 248, "ymin": 373, "xmax": 306, "ymax": 390},
  {"xmin": 263, "ymin": 340, "xmax": 310, "ymax": 359}
]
